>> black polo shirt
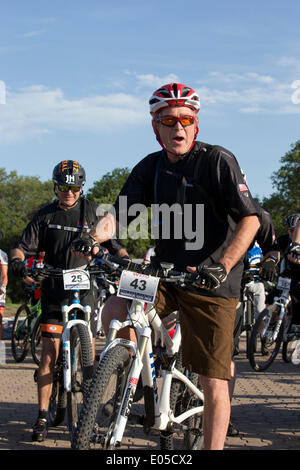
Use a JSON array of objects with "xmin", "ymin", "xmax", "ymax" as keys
[{"xmin": 113, "ymin": 141, "xmax": 259, "ymax": 298}]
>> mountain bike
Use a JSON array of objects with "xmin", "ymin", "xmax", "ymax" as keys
[
  {"xmin": 73, "ymin": 254, "xmax": 204, "ymax": 451},
  {"xmin": 29, "ymin": 262, "xmax": 103, "ymax": 441},
  {"xmin": 11, "ymin": 285, "xmax": 42, "ymax": 364},
  {"xmin": 248, "ymin": 271, "xmax": 298, "ymax": 371}
]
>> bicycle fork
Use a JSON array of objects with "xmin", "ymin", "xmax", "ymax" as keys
[
  {"xmin": 261, "ymin": 303, "xmax": 286, "ymax": 342},
  {"xmin": 61, "ymin": 308, "xmax": 92, "ymax": 392}
]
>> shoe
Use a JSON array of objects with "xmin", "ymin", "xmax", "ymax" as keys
[
  {"xmin": 227, "ymin": 421, "xmax": 239, "ymax": 437},
  {"xmin": 291, "ymin": 340, "xmax": 300, "ymax": 365},
  {"xmin": 290, "ymin": 324, "xmax": 300, "ymax": 337},
  {"xmin": 32, "ymin": 418, "xmax": 47, "ymax": 442}
]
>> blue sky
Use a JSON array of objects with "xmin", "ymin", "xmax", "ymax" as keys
[{"xmin": 0, "ymin": 0, "xmax": 299, "ymax": 200}]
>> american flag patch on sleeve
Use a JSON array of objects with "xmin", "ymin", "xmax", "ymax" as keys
[{"xmin": 239, "ymin": 183, "xmax": 248, "ymax": 192}]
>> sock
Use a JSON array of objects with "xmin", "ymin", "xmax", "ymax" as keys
[{"xmin": 38, "ymin": 409, "xmax": 48, "ymax": 421}]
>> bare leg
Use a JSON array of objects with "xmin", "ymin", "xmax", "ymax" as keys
[
  {"xmin": 37, "ymin": 337, "xmax": 60, "ymax": 410},
  {"xmin": 101, "ymin": 296, "xmax": 136, "ymax": 343},
  {"xmin": 200, "ymin": 376, "xmax": 231, "ymax": 450}
]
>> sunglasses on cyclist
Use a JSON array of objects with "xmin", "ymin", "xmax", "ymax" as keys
[
  {"xmin": 157, "ymin": 115, "xmax": 196, "ymax": 127},
  {"xmin": 57, "ymin": 185, "xmax": 81, "ymax": 193}
]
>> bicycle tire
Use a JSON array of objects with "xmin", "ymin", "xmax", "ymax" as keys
[
  {"xmin": 67, "ymin": 324, "xmax": 94, "ymax": 441},
  {"xmin": 72, "ymin": 344, "xmax": 131, "ymax": 450},
  {"xmin": 160, "ymin": 349, "xmax": 203, "ymax": 450},
  {"xmin": 31, "ymin": 315, "xmax": 42, "ymax": 366},
  {"xmin": 48, "ymin": 349, "xmax": 67, "ymax": 427},
  {"xmin": 245, "ymin": 298, "xmax": 254, "ymax": 358},
  {"xmin": 248, "ymin": 308, "xmax": 283, "ymax": 372},
  {"xmin": 11, "ymin": 305, "xmax": 31, "ymax": 362}
]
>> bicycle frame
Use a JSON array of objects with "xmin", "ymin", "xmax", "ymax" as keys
[
  {"xmin": 61, "ymin": 289, "xmax": 93, "ymax": 393},
  {"xmin": 100, "ymin": 297, "xmax": 204, "ymax": 448},
  {"xmin": 260, "ymin": 283, "xmax": 291, "ymax": 343}
]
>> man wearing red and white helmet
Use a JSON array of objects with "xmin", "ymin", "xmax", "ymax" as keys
[
  {"xmin": 149, "ymin": 83, "xmax": 200, "ymax": 160},
  {"xmin": 76, "ymin": 82, "xmax": 261, "ymax": 450}
]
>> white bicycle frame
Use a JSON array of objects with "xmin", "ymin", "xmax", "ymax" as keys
[
  {"xmin": 99, "ymin": 297, "xmax": 204, "ymax": 448},
  {"xmin": 261, "ymin": 279, "xmax": 291, "ymax": 343},
  {"xmin": 61, "ymin": 299, "xmax": 93, "ymax": 393}
]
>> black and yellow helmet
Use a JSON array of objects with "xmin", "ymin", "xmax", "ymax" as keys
[{"xmin": 52, "ymin": 160, "xmax": 86, "ymax": 187}]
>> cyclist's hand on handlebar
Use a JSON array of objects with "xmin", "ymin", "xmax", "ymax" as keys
[
  {"xmin": 10, "ymin": 258, "xmax": 27, "ymax": 278},
  {"xmin": 260, "ymin": 257, "xmax": 277, "ymax": 282},
  {"xmin": 71, "ymin": 233, "xmax": 101, "ymax": 258},
  {"xmin": 187, "ymin": 262, "xmax": 227, "ymax": 290},
  {"xmin": 288, "ymin": 242, "xmax": 300, "ymax": 264}
]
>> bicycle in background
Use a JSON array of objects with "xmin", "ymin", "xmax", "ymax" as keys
[
  {"xmin": 248, "ymin": 270, "xmax": 300, "ymax": 371},
  {"xmin": 11, "ymin": 285, "xmax": 42, "ymax": 365},
  {"xmin": 73, "ymin": 254, "xmax": 204, "ymax": 451}
]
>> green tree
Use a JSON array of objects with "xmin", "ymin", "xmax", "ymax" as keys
[
  {"xmin": 87, "ymin": 168, "xmax": 154, "ymax": 258},
  {"xmin": 262, "ymin": 141, "xmax": 300, "ymax": 236},
  {"xmin": 0, "ymin": 169, "xmax": 54, "ymax": 302},
  {"xmin": 86, "ymin": 168, "xmax": 131, "ymax": 205}
]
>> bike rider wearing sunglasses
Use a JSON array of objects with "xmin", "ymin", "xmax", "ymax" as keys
[
  {"xmin": 10, "ymin": 160, "xmax": 128, "ymax": 442},
  {"xmin": 72, "ymin": 83, "xmax": 260, "ymax": 450}
]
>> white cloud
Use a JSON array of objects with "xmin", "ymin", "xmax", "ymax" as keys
[
  {"xmin": 135, "ymin": 73, "xmax": 180, "ymax": 88},
  {"xmin": 196, "ymin": 71, "xmax": 300, "ymax": 114},
  {"xmin": 1, "ymin": 68, "xmax": 299, "ymax": 144},
  {"xmin": 0, "ymin": 86, "xmax": 148, "ymax": 143}
]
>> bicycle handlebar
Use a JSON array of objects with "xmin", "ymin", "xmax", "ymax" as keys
[
  {"xmin": 96, "ymin": 252, "xmax": 196, "ymax": 284},
  {"xmin": 28, "ymin": 262, "xmax": 106, "ymax": 280}
]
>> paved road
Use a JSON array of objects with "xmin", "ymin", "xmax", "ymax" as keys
[{"xmin": 0, "ymin": 328, "xmax": 299, "ymax": 451}]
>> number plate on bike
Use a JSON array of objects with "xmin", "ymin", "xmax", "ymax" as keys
[
  {"xmin": 276, "ymin": 276, "xmax": 291, "ymax": 291},
  {"xmin": 63, "ymin": 269, "xmax": 90, "ymax": 290},
  {"xmin": 117, "ymin": 270, "xmax": 159, "ymax": 303}
]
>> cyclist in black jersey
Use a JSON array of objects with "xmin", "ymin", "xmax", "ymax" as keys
[
  {"xmin": 72, "ymin": 83, "xmax": 260, "ymax": 450},
  {"xmin": 272, "ymin": 214, "xmax": 300, "ymax": 333},
  {"xmin": 10, "ymin": 160, "xmax": 128, "ymax": 442},
  {"xmin": 229, "ymin": 204, "xmax": 278, "ymax": 435}
]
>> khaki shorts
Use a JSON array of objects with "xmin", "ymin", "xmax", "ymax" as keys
[{"xmin": 154, "ymin": 283, "xmax": 239, "ymax": 380}]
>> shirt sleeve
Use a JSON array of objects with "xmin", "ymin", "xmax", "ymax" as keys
[
  {"xmin": 254, "ymin": 205, "xmax": 276, "ymax": 255},
  {"xmin": 0, "ymin": 250, "xmax": 8, "ymax": 265},
  {"xmin": 212, "ymin": 146, "xmax": 260, "ymax": 223},
  {"xmin": 13, "ymin": 212, "xmax": 43, "ymax": 258}
]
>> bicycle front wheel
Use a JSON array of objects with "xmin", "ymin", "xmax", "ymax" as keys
[
  {"xmin": 11, "ymin": 305, "xmax": 31, "ymax": 362},
  {"xmin": 67, "ymin": 324, "xmax": 94, "ymax": 441},
  {"xmin": 248, "ymin": 309, "xmax": 283, "ymax": 372},
  {"xmin": 72, "ymin": 344, "xmax": 131, "ymax": 450},
  {"xmin": 160, "ymin": 349, "xmax": 203, "ymax": 450},
  {"xmin": 48, "ymin": 380, "xmax": 67, "ymax": 426}
]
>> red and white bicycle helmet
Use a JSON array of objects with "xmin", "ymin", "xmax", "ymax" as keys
[{"xmin": 149, "ymin": 83, "xmax": 200, "ymax": 115}]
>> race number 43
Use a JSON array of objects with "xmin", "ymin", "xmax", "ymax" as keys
[{"xmin": 117, "ymin": 270, "xmax": 159, "ymax": 303}]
